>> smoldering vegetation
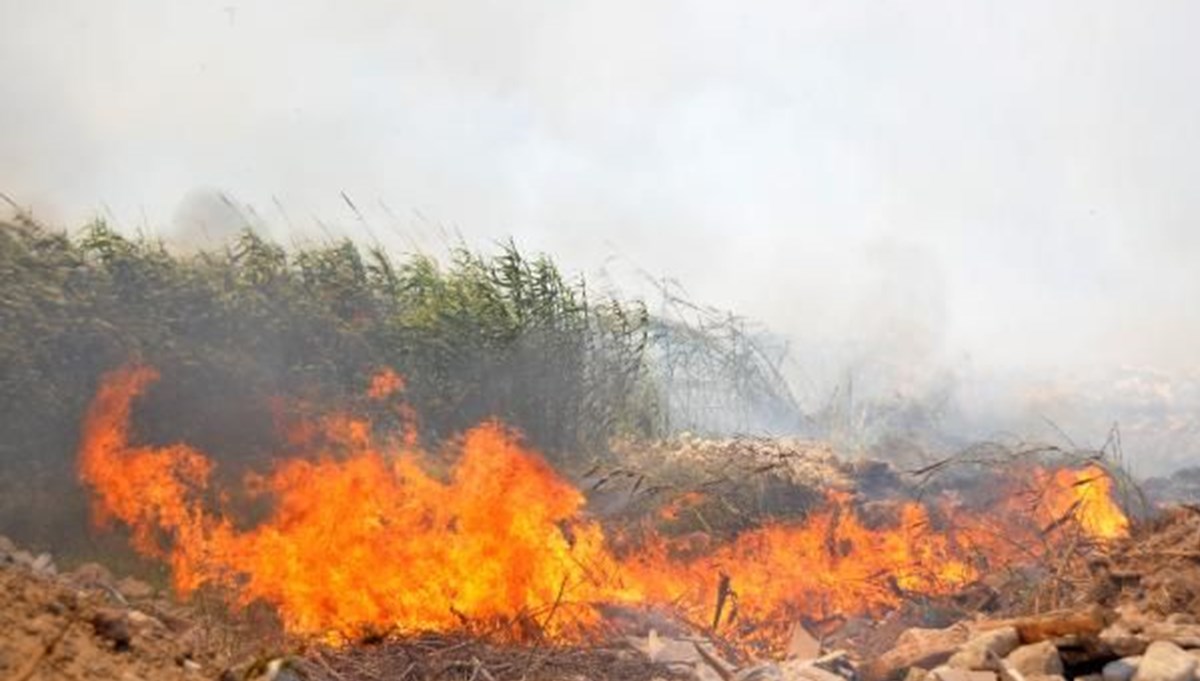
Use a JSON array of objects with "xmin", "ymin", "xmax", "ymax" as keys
[
  {"xmin": 0, "ymin": 213, "xmax": 806, "ymax": 556},
  {"xmin": 2, "ymin": 206, "xmax": 1187, "ymax": 569}
]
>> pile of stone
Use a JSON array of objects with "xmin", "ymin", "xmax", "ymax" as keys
[
  {"xmin": 863, "ymin": 604, "xmax": 1200, "ymax": 681},
  {"xmin": 626, "ymin": 623, "xmax": 859, "ymax": 681},
  {"xmin": 0, "ymin": 534, "xmax": 59, "ymax": 577}
]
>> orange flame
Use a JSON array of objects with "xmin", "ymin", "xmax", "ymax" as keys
[{"xmin": 78, "ymin": 364, "xmax": 1128, "ymax": 646}]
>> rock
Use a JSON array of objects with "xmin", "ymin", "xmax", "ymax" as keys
[
  {"xmin": 811, "ymin": 651, "xmax": 856, "ymax": 680},
  {"xmin": 31, "ymin": 552, "xmax": 55, "ymax": 575},
  {"xmin": 774, "ymin": 662, "xmax": 845, "ymax": 681},
  {"xmin": 1102, "ymin": 624, "xmax": 1151, "ymax": 657},
  {"xmin": 125, "ymin": 610, "xmax": 165, "ymax": 632},
  {"xmin": 1132, "ymin": 641, "xmax": 1196, "ymax": 681},
  {"xmin": 91, "ymin": 609, "xmax": 133, "ymax": 652},
  {"xmin": 1142, "ymin": 624, "xmax": 1200, "ymax": 649},
  {"xmin": 735, "ymin": 664, "xmax": 783, "ymax": 681},
  {"xmin": 787, "ymin": 623, "xmax": 822, "ymax": 661},
  {"xmin": 863, "ymin": 626, "xmax": 971, "ymax": 681},
  {"xmin": 1005, "ymin": 642, "xmax": 1064, "ymax": 677},
  {"xmin": 627, "ymin": 631, "xmax": 732, "ymax": 681},
  {"xmin": 949, "ymin": 627, "xmax": 1021, "ymax": 670},
  {"xmin": 1167, "ymin": 614, "xmax": 1197, "ymax": 625},
  {"xmin": 0, "ymin": 535, "xmax": 15, "ymax": 554},
  {"xmin": 902, "ymin": 670, "xmax": 930, "ymax": 681},
  {"xmin": 930, "ymin": 668, "xmax": 997, "ymax": 681},
  {"xmin": 12, "ymin": 549, "xmax": 34, "ymax": 566},
  {"xmin": 1103, "ymin": 657, "xmax": 1142, "ymax": 681},
  {"xmin": 116, "ymin": 577, "xmax": 155, "ymax": 600},
  {"xmin": 71, "ymin": 562, "xmax": 115, "ymax": 586}
]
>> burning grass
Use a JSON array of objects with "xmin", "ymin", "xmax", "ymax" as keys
[{"xmin": 77, "ymin": 363, "xmax": 1132, "ymax": 658}]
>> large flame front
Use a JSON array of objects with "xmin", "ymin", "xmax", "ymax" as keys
[{"xmin": 78, "ymin": 365, "xmax": 1128, "ymax": 645}]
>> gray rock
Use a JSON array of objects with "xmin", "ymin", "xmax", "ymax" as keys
[
  {"xmin": 1104, "ymin": 657, "xmax": 1142, "ymax": 681},
  {"xmin": 0, "ymin": 535, "xmax": 14, "ymax": 555},
  {"xmin": 1133, "ymin": 641, "xmax": 1196, "ymax": 681},
  {"xmin": 949, "ymin": 628, "xmax": 1021, "ymax": 670},
  {"xmin": 1005, "ymin": 642, "xmax": 1064, "ymax": 677},
  {"xmin": 31, "ymin": 552, "xmax": 54, "ymax": 575}
]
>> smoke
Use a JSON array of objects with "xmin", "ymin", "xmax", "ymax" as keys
[{"xmin": 4, "ymin": 1, "xmax": 1200, "ymax": 472}]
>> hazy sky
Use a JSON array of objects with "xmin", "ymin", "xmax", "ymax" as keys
[{"xmin": 4, "ymin": 1, "xmax": 1200, "ymax": 381}]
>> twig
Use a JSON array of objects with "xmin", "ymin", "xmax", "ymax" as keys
[
  {"xmin": 691, "ymin": 641, "xmax": 735, "ymax": 681},
  {"xmin": 711, "ymin": 572, "xmax": 732, "ymax": 631},
  {"xmin": 468, "ymin": 656, "xmax": 497, "ymax": 681},
  {"xmin": 540, "ymin": 575, "xmax": 569, "ymax": 634},
  {"xmin": 310, "ymin": 652, "xmax": 349, "ymax": 681}
]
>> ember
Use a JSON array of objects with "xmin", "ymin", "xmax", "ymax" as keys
[{"xmin": 78, "ymin": 364, "xmax": 1129, "ymax": 649}]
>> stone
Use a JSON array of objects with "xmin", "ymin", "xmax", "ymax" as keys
[
  {"xmin": 787, "ymin": 623, "xmax": 822, "ymax": 661},
  {"xmin": 949, "ymin": 627, "xmax": 1021, "ymax": 670},
  {"xmin": 931, "ymin": 668, "xmax": 997, "ymax": 681},
  {"xmin": 863, "ymin": 626, "xmax": 971, "ymax": 681},
  {"xmin": 91, "ymin": 609, "xmax": 133, "ymax": 652},
  {"xmin": 775, "ymin": 663, "xmax": 845, "ymax": 681},
  {"xmin": 1167, "ymin": 614, "xmax": 1197, "ymax": 626},
  {"xmin": 1103, "ymin": 657, "xmax": 1142, "ymax": 681},
  {"xmin": 1103, "ymin": 624, "xmax": 1151, "ymax": 657},
  {"xmin": 70, "ymin": 562, "xmax": 115, "ymax": 586},
  {"xmin": 0, "ymin": 535, "xmax": 15, "ymax": 554},
  {"xmin": 1005, "ymin": 642, "xmax": 1064, "ymax": 677},
  {"xmin": 1143, "ymin": 624, "xmax": 1200, "ymax": 650},
  {"xmin": 30, "ymin": 552, "xmax": 54, "ymax": 574},
  {"xmin": 1132, "ymin": 641, "xmax": 1196, "ymax": 681},
  {"xmin": 116, "ymin": 576, "xmax": 155, "ymax": 600},
  {"xmin": 811, "ymin": 651, "xmax": 856, "ymax": 680},
  {"xmin": 125, "ymin": 610, "xmax": 165, "ymax": 631},
  {"xmin": 627, "ymin": 631, "xmax": 731, "ymax": 681}
]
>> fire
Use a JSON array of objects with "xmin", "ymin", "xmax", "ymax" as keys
[
  {"xmin": 78, "ymin": 364, "xmax": 1129, "ymax": 646},
  {"xmin": 1038, "ymin": 465, "xmax": 1130, "ymax": 540}
]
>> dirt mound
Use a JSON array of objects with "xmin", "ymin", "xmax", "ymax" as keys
[{"xmin": 0, "ymin": 536, "xmax": 217, "ymax": 681}]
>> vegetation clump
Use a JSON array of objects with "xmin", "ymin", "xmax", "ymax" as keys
[{"xmin": 0, "ymin": 217, "xmax": 655, "ymax": 550}]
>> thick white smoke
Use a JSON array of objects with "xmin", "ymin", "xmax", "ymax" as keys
[{"xmin": 4, "ymin": 0, "xmax": 1200, "ymax": 473}]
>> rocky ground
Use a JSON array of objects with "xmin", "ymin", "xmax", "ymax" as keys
[
  {"xmin": 4, "ymin": 477, "xmax": 1200, "ymax": 681},
  {"xmin": 0, "ymin": 536, "xmax": 215, "ymax": 681}
]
